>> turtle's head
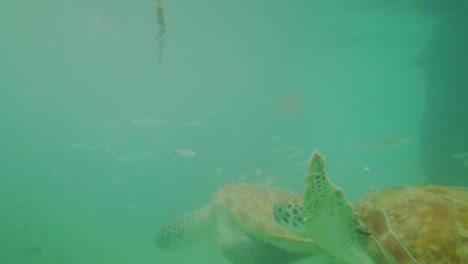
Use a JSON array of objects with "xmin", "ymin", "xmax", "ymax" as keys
[
  {"xmin": 155, "ymin": 217, "xmax": 189, "ymax": 250},
  {"xmin": 273, "ymin": 202, "xmax": 309, "ymax": 237},
  {"xmin": 155, "ymin": 205, "xmax": 212, "ymax": 250}
]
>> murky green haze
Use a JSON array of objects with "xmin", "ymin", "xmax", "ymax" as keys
[{"xmin": 0, "ymin": 0, "xmax": 461, "ymax": 263}]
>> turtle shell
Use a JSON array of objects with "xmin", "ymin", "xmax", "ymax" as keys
[
  {"xmin": 354, "ymin": 185, "xmax": 468, "ymax": 263},
  {"xmin": 213, "ymin": 182, "xmax": 319, "ymax": 254}
]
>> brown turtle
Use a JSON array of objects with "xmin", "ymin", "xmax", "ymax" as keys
[
  {"xmin": 273, "ymin": 150, "xmax": 468, "ymax": 263},
  {"xmin": 155, "ymin": 182, "xmax": 325, "ymax": 264}
]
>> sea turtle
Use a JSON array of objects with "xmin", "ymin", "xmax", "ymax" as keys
[
  {"xmin": 155, "ymin": 182, "xmax": 325, "ymax": 264},
  {"xmin": 273, "ymin": 150, "xmax": 468, "ymax": 264}
]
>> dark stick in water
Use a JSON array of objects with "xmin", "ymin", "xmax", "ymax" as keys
[{"xmin": 155, "ymin": 0, "xmax": 167, "ymax": 67}]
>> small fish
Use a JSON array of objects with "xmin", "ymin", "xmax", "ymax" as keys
[
  {"xmin": 20, "ymin": 246, "xmax": 42, "ymax": 257},
  {"xmin": 282, "ymin": 145, "xmax": 296, "ymax": 153},
  {"xmin": 187, "ymin": 120, "xmax": 201, "ymax": 127},
  {"xmin": 452, "ymin": 152, "xmax": 468, "ymax": 160},
  {"xmin": 270, "ymin": 146, "xmax": 282, "ymax": 154},
  {"xmin": 270, "ymin": 135, "xmax": 281, "ymax": 142},
  {"xmin": 70, "ymin": 138, "xmax": 122, "ymax": 150},
  {"xmin": 263, "ymin": 176, "xmax": 277, "ymax": 185},
  {"xmin": 176, "ymin": 148, "xmax": 196, "ymax": 158},
  {"xmin": 114, "ymin": 152, "xmax": 157, "ymax": 163},
  {"xmin": 254, "ymin": 168, "xmax": 263, "ymax": 177},
  {"xmin": 132, "ymin": 117, "xmax": 167, "ymax": 127},
  {"xmin": 214, "ymin": 168, "xmax": 224, "ymax": 176},
  {"xmin": 288, "ymin": 150, "xmax": 304, "ymax": 160},
  {"xmin": 356, "ymin": 227, "xmax": 371, "ymax": 236},
  {"xmin": 39, "ymin": 228, "xmax": 50, "ymax": 239},
  {"xmin": 237, "ymin": 173, "xmax": 247, "ymax": 182},
  {"xmin": 348, "ymin": 136, "xmax": 412, "ymax": 149},
  {"xmin": 155, "ymin": 0, "xmax": 167, "ymax": 66},
  {"xmin": 452, "ymin": 152, "xmax": 468, "ymax": 167},
  {"xmin": 129, "ymin": 202, "xmax": 140, "ymax": 210},
  {"xmin": 0, "ymin": 227, "xmax": 9, "ymax": 237}
]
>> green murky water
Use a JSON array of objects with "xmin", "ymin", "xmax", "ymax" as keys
[{"xmin": 1, "ymin": 0, "xmax": 467, "ymax": 263}]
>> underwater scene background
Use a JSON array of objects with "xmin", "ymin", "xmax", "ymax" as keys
[{"xmin": 1, "ymin": 0, "xmax": 467, "ymax": 263}]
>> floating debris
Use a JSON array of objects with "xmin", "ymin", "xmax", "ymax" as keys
[
  {"xmin": 155, "ymin": 0, "xmax": 167, "ymax": 66},
  {"xmin": 279, "ymin": 91, "xmax": 303, "ymax": 117},
  {"xmin": 175, "ymin": 148, "xmax": 196, "ymax": 158}
]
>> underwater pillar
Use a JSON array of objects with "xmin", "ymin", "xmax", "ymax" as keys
[{"xmin": 419, "ymin": 4, "xmax": 468, "ymax": 185}]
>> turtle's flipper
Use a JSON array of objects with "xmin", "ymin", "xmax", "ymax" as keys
[
  {"xmin": 302, "ymin": 150, "xmax": 374, "ymax": 264},
  {"xmin": 155, "ymin": 205, "xmax": 212, "ymax": 250},
  {"xmin": 219, "ymin": 228, "xmax": 309, "ymax": 264},
  {"xmin": 216, "ymin": 216, "xmax": 310, "ymax": 264}
]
